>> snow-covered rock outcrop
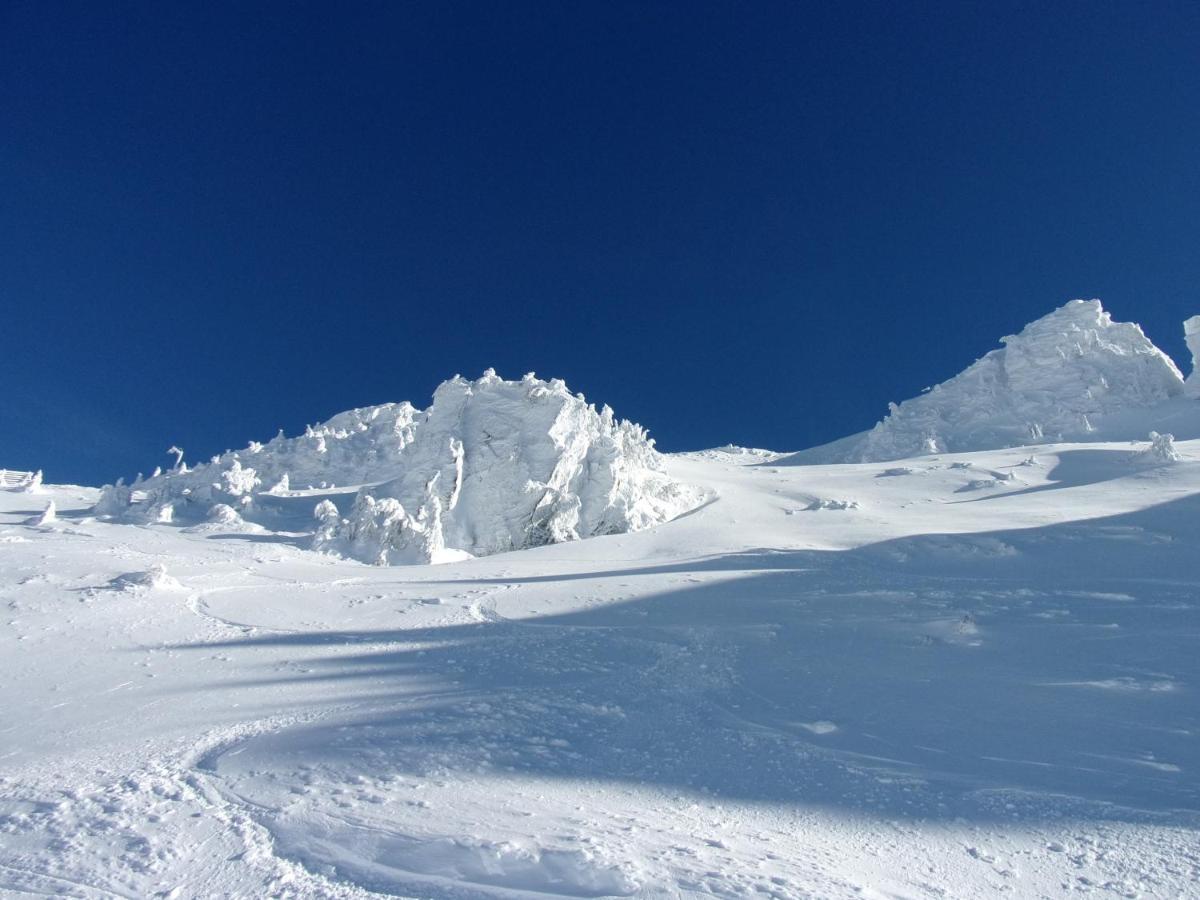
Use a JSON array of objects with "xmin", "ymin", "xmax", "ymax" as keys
[
  {"xmin": 315, "ymin": 371, "xmax": 704, "ymax": 564},
  {"xmin": 95, "ymin": 372, "xmax": 702, "ymax": 565},
  {"xmin": 789, "ymin": 300, "xmax": 1188, "ymax": 463}
]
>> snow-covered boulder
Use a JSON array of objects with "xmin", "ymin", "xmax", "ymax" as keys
[
  {"xmin": 791, "ymin": 300, "xmax": 1187, "ymax": 463},
  {"xmin": 321, "ymin": 371, "xmax": 703, "ymax": 564}
]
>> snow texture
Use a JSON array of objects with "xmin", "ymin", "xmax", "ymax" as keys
[
  {"xmin": 791, "ymin": 300, "xmax": 1191, "ymax": 463},
  {"xmin": 5, "ymin": 437, "xmax": 1200, "ymax": 899}
]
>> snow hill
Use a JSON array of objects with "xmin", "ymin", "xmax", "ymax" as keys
[
  {"xmin": 788, "ymin": 299, "xmax": 1198, "ymax": 464},
  {"xmin": 94, "ymin": 371, "xmax": 704, "ymax": 565},
  {"xmin": 3, "ymin": 434, "xmax": 1199, "ymax": 898},
  {"xmin": 5, "ymin": 302, "xmax": 1200, "ymax": 898}
]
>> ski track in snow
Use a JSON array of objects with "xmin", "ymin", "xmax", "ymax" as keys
[{"xmin": 2, "ymin": 442, "xmax": 1200, "ymax": 898}]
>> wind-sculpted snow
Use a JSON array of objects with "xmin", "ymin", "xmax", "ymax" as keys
[
  {"xmin": 93, "ymin": 372, "xmax": 702, "ymax": 564},
  {"xmin": 94, "ymin": 401, "xmax": 419, "ymax": 524},
  {"xmin": 789, "ymin": 300, "xmax": 1194, "ymax": 463},
  {"xmin": 315, "ymin": 371, "xmax": 705, "ymax": 564},
  {"xmin": 1186, "ymin": 315, "xmax": 1200, "ymax": 397}
]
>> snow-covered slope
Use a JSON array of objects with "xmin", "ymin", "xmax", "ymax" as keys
[
  {"xmin": 94, "ymin": 371, "xmax": 703, "ymax": 565},
  {"xmin": 788, "ymin": 299, "xmax": 1197, "ymax": 464},
  {"xmin": 3, "ymin": 435, "xmax": 1199, "ymax": 898}
]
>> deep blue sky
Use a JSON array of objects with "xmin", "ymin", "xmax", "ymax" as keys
[{"xmin": 3, "ymin": 2, "xmax": 1199, "ymax": 485}]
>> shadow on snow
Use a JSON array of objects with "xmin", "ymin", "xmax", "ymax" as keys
[{"xmin": 178, "ymin": 493, "xmax": 1200, "ymax": 827}]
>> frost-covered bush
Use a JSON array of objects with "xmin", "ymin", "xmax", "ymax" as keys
[
  {"xmin": 94, "ymin": 480, "xmax": 133, "ymax": 517},
  {"xmin": 1132, "ymin": 432, "xmax": 1181, "ymax": 464}
]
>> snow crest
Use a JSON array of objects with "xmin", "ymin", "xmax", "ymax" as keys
[
  {"xmin": 827, "ymin": 300, "xmax": 1186, "ymax": 463},
  {"xmin": 317, "ymin": 371, "xmax": 704, "ymax": 564}
]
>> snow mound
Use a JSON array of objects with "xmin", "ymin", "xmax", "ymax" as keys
[
  {"xmin": 109, "ymin": 565, "xmax": 183, "ymax": 592},
  {"xmin": 804, "ymin": 498, "xmax": 860, "ymax": 511},
  {"xmin": 790, "ymin": 300, "xmax": 1189, "ymax": 463},
  {"xmin": 317, "ymin": 371, "xmax": 704, "ymax": 564}
]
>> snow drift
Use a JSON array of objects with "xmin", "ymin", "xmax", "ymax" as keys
[
  {"xmin": 788, "ymin": 300, "xmax": 1196, "ymax": 464},
  {"xmin": 94, "ymin": 371, "xmax": 702, "ymax": 564}
]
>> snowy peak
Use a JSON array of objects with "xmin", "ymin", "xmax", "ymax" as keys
[
  {"xmin": 997, "ymin": 299, "xmax": 1183, "ymax": 399},
  {"xmin": 791, "ymin": 299, "xmax": 1191, "ymax": 464}
]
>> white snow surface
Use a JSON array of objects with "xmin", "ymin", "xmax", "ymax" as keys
[
  {"xmin": 789, "ymin": 299, "xmax": 1197, "ymax": 463},
  {"xmin": 94, "ymin": 371, "xmax": 704, "ymax": 565},
  {"xmin": 3, "ymin": 435, "xmax": 1199, "ymax": 898}
]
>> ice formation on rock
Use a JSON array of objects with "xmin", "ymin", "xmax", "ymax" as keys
[
  {"xmin": 317, "ymin": 371, "xmax": 704, "ymax": 564},
  {"xmin": 796, "ymin": 300, "xmax": 1187, "ymax": 463}
]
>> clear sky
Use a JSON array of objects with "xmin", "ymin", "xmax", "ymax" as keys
[{"xmin": 3, "ymin": 2, "xmax": 1199, "ymax": 485}]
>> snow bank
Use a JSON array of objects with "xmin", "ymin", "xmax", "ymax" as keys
[
  {"xmin": 317, "ymin": 371, "xmax": 704, "ymax": 564},
  {"xmin": 791, "ymin": 300, "xmax": 1188, "ymax": 463}
]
